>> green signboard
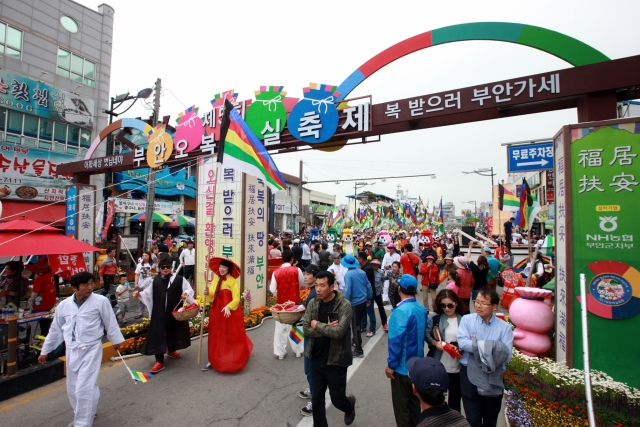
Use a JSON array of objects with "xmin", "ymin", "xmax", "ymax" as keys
[{"xmin": 556, "ymin": 120, "xmax": 640, "ymax": 389}]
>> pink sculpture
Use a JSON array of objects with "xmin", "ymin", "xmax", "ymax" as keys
[
  {"xmin": 509, "ymin": 287, "xmax": 554, "ymax": 357},
  {"xmin": 378, "ymin": 230, "xmax": 392, "ymax": 247}
]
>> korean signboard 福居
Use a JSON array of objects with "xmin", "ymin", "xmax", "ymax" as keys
[{"xmin": 555, "ymin": 118, "xmax": 640, "ymax": 390}]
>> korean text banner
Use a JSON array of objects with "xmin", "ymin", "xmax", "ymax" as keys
[
  {"xmin": 0, "ymin": 69, "xmax": 94, "ymax": 128},
  {"xmin": 0, "ymin": 143, "xmax": 74, "ymax": 202}
]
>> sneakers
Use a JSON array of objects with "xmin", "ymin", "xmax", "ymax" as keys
[
  {"xmin": 352, "ymin": 350, "xmax": 364, "ymax": 358},
  {"xmin": 366, "ymin": 330, "xmax": 374, "ymax": 338},
  {"xmin": 296, "ymin": 353, "xmax": 302, "ymax": 358},
  {"xmin": 344, "ymin": 395, "xmax": 356, "ymax": 425},
  {"xmin": 383, "ymin": 324, "xmax": 389, "ymax": 332},
  {"xmin": 300, "ymin": 401, "xmax": 313, "ymax": 417},
  {"xmin": 201, "ymin": 363, "xmax": 212, "ymax": 371},
  {"xmin": 166, "ymin": 351, "xmax": 181, "ymax": 359},
  {"xmin": 150, "ymin": 362, "xmax": 165, "ymax": 374},
  {"xmin": 298, "ymin": 388, "xmax": 312, "ymax": 399},
  {"xmin": 278, "ymin": 354, "xmax": 286, "ymax": 360}
]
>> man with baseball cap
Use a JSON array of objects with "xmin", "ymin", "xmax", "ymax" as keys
[
  {"xmin": 385, "ymin": 274, "xmax": 428, "ymax": 427},
  {"xmin": 408, "ymin": 357, "xmax": 470, "ymax": 427}
]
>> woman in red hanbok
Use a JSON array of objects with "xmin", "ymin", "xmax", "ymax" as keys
[{"xmin": 202, "ymin": 257, "xmax": 253, "ymax": 372}]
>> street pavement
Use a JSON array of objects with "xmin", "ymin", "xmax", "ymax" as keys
[{"xmin": 1, "ymin": 284, "xmax": 508, "ymax": 427}]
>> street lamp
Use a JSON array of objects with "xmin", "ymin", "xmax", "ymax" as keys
[
  {"xmin": 103, "ymin": 87, "xmax": 153, "ymax": 156},
  {"xmin": 354, "ymin": 181, "xmax": 374, "ymax": 215},
  {"xmin": 462, "ymin": 167, "xmax": 496, "ymax": 206}
]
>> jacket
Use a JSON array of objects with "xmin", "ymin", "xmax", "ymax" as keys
[
  {"xmin": 387, "ymin": 297, "xmax": 428, "ymax": 376},
  {"xmin": 420, "ymin": 263, "xmax": 440, "ymax": 286},
  {"xmin": 344, "ymin": 268, "xmax": 372, "ymax": 306},
  {"xmin": 467, "ymin": 339, "xmax": 510, "ymax": 396},
  {"xmin": 425, "ymin": 313, "xmax": 463, "ymax": 360},
  {"xmin": 303, "ymin": 291, "xmax": 353, "ymax": 367}
]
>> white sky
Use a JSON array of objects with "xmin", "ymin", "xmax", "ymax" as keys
[{"xmin": 80, "ymin": 0, "xmax": 640, "ymax": 214}]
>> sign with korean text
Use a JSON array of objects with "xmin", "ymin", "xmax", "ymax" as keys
[
  {"xmin": 507, "ymin": 142, "xmax": 554, "ymax": 173},
  {"xmin": 49, "ymin": 253, "xmax": 88, "ymax": 280},
  {"xmin": 65, "ymin": 186, "xmax": 77, "ymax": 237},
  {"xmin": 0, "ymin": 70, "xmax": 94, "ymax": 128},
  {"xmin": 0, "ymin": 143, "xmax": 74, "ymax": 202},
  {"xmin": 118, "ymin": 235, "xmax": 139, "ymax": 253},
  {"xmin": 558, "ymin": 120, "xmax": 640, "ymax": 389},
  {"xmin": 553, "ymin": 131, "xmax": 568, "ymax": 364},
  {"xmin": 242, "ymin": 174, "xmax": 268, "ymax": 309},
  {"xmin": 215, "ymin": 167, "xmax": 243, "ymax": 280},
  {"xmin": 77, "ymin": 185, "xmax": 95, "ymax": 273},
  {"xmin": 114, "ymin": 167, "xmax": 197, "ymax": 198},
  {"xmin": 112, "ymin": 199, "xmax": 184, "ymax": 215},
  {"xmin": 195, "ymin": 157, "xmax": 217, "ymax": 295}
]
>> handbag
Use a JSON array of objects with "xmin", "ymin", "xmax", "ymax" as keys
[
  {"xmin": 411, "ymin": 256, "xmax": 420, "ymax": 276},
  {"xmin": 436, "ymin": 259, "xmax": 445, "ymax": 266},
  {"xmin": 428, "ymin": 282, "xmax": 439, "ymax": 290}
]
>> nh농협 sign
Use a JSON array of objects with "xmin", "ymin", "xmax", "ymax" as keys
[{"xmin": 507, "ymin": 142, "xmax": 554, "ymax": 173}]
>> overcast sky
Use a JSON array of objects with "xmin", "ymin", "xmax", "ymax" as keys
[{"xmin": 80, "ymin": 0, "xmax": 640, "ymax": 214}]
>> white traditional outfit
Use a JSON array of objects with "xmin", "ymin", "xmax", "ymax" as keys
[{"xmin": 40, "ymin": 293, "xmax": 124, "ymax": 427}]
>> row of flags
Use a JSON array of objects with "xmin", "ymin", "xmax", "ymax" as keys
[{"xmin": 498, "ymin": 178, "xmax": 542, "ymax": 230}]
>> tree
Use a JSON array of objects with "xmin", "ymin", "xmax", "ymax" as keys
[
  {"xmin": 357, "ymin": 190, "xmax": 379, "ymax": 209},
  {"xmin": 464, "ymin": 217, "xmax": 481, "ymax": 226}
]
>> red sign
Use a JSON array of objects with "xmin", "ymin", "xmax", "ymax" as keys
[
  {"xmin": 49, "ymin": 253, "xmax": 88, "ymax": 280},
  {"xmin": 546, "ymin": 190, "xmax": 555, "ymax": 204},
  {"xmin": 487, "ymin": 217, "xmax": 493, "ymax": 235},
  {"xmin": 102, "ymin": 199, "xmax": 116, "ymax": 240}
]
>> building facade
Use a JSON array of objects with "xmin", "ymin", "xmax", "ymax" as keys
[{"xmin": 0, "ymin": 1, "xmax": 113, "ymax": 225}]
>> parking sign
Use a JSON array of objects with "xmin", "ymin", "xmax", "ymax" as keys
[{"xmin": 507, "ymin": 142, "xmax": 554, "ymax": 173}]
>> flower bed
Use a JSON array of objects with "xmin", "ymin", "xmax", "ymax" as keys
[{"xmin": 505, "ymin": 349, "xmax": 640, "ymax": 426}]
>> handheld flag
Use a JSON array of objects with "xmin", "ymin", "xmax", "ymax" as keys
[
  {"xmin": 217, "ymin": 99, "xmax": 287, "ymax": 192},
  {"xmin": 514, "ymin": 178, "xmax": 534, "ymax": 229},
  {"xmin": 498, "ymin": 184, "xmax": 520, "ymax": 212},
  {"xmin": 117, "ymin": 350, "xmax": 153, "ymax": 384}
]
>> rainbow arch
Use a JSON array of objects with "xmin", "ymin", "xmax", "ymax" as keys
[
  {"xmin": 85, "ymin": 118, "xmax": 153, "ymax": 159},
  {"xmin": 336, "ymin": 22, "xmax": 610, "ymax": 101}
]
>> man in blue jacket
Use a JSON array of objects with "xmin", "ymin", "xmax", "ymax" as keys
[
  {"xmin": 342, "ymin": 254, "xmax": 371, "ymax": 358},
  {"xmin": 385, "ymin": 274, "xmax": 428, "ymax": 427}
]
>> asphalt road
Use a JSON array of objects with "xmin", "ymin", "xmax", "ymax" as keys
[{"xmin": 1, "ymin": 284, "xmax": 508, "ymax": 427}]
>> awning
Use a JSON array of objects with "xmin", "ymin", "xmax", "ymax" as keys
[{"xmin": 0, "ymin": 201, "xmax": 67, "ymax": 227}]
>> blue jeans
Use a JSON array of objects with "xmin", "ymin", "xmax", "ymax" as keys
[
  {"xmin": 304, "ymin": 337, "xmax": 312, "ymax": 391},
  {"xmin": 361, "ymin": 295, "xmax": 376, "ymax": 333}
]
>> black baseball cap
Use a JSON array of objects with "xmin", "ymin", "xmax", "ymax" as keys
[
  {"xmin": 304, "ymin": 264, "xmax": 320, "ymax": 276},
  {"xmin": 407, "ymin": 357, "xmax": 449, "ymax": 393}
]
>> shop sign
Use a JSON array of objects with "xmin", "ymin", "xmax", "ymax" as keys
[
  {"xmin": 114, "ymin": 167, "xmax": 197, "ymax": 198},
  {"xmin": 546, "ymin": 190, "xmax": 555, "ymax": 204},
  {"xmin": 507, "ymin": 142, "xmax": 554, "ymax": 173},
  {"xmin": 0, "ymin": 70, "xmax": 94, "ymax": 128},
  {"xmin": 274, "ymin": 200, "xmax": 298, "ymax": 214},
  {"xmin": 553, "ymin": 131, "xmax": 568, "ymax": 364},
  {"xmin": 195, "ymin": 157, "xmax": 217, "ymax": 295},
  {"xmin": 112, "ymin": 199, "xmax": 184, "ymax": 214},
  {"xmin": 0, "ymin": 143, "xmax": 74, "ymax": 202},
  {"xmin": 65, "ymin": 186, "xmax": 77, "ymax": 236},
  {"xmin": 242, "ymin": 174, "xmax": 268, "ymax": 308},
  {"xmin": 538, "ymin": 205, "xmax": 549, "ymax": 222},
  {"xmin": 546, "ymin": 170, "xmax": 555, "ymax": 190},
  {"xmin": 77, "ymin": 185, "xmax": 95, "ymax": 273}
]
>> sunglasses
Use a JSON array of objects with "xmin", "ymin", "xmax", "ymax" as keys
[
  {"xmin": 159, "ymin": 265, "xmax": 172, "ymax": 270},
  {"xmin": 439, "ymin": 303, "xmax": 456, "ymax": 309}
]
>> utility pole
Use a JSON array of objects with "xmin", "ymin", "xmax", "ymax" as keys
[
  {"xmin": 298, "ymin": 160, "xmax": 303, "ymax": 233},
  {"xmin": 143, "ymin": 78, "xmax": 161, "ymax": 250}
]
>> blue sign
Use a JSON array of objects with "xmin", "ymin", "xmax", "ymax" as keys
[
  {"xmin": 114, "ymin": 166, "xmax": 196, "ymax": 198},
  {"xmin": 288, "ymin": 84, "xmax": 340, "ymax": 144},
  {"xmin": 507, "ymin": 142, "xmax": 554, "ymax": 173},
  {"xmin": 0, "ymin": 70, "xmax": 94, "ymax": 128},
  {"xmin": 65, "ymin": 186, "xmax": 77, "ymax": 237}
]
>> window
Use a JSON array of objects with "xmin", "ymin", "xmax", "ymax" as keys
[
  {"xmin": 0, "ymin": 21, "xmax": 23, "ymax": 60},
  {"xmin": 23, "ymin": 115, "xmax": 38, "ymax": 138},
  {"xmin": 60, "ymin": 16, "xmax": 79, "ymax": 33},
  {"xmin": 80, "ymin": 128, "xmax": 91, "ymax": 148},
  {"xmin": 57, "ymin": 48, "xmax": 95, "ymax": 87},
  {"xmin": 39, "ymin": 119, "xmax": 53, "ymax": 141},
  {"xmin": 67, "ymin": 126, "xmax": 79, "ymax": 146},
  {"xmin": 7, "ymin": 110, "xmax": 22, "ymax": 134},
  {"xmin": 0, "ymin": 108, "xmax": 6, "ymax": 131},
  {"xmin": 53, "ymin": 122, "xmax": 66, "ymax": 143}
]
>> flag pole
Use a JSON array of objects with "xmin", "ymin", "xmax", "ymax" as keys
[{"xmin": 198, "ymin": 100, "xmax": 232, "ymax": 365}]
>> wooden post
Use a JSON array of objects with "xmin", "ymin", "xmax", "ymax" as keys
[{"xmin": 7, "ymin": 315, "xmax": 17, "ymax": 376}]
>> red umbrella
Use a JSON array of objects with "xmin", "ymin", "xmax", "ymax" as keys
[
  {"xmin": 0, "ymin": 232, "xmax": 101, "ymax": 257},
  {"xmin": 208, "ymin": 257, "xmax": 241, "ymax": 278},
  {"xmin": 0, "ymin": 216, "xmax": 60, "ymax": 232}
]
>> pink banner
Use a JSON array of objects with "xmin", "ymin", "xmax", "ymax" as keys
[{"xmin": 102, "ymin": 199, "xmax": 115, "ymax": 240}]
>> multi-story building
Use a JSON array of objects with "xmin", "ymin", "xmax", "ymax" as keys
[
  {"xmin": 442, "ymin": 202, "xmax": 456, "ymax": 225},
  {"xmin": 0, "ymin": 1, "xmax": 113, "ymax": 225}
]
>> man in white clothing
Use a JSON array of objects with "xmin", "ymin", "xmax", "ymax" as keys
[
  {"xmin": 39, "ymin": 272, "xmax": 124, "ymax": 427},
  {"xmin": 301, "ymin": 238, "xmax": 312, "ymax": 267},
  {"xmin": 179, "ymin": 240, "xmax": 196, "ymax": 285},
  {"xmin": 382, "ymin": 243, "xmax": 401, "ymax": 302},
  {"xmin": 326, "ymin": 251, "xmax": 348, "ymax": 292}
]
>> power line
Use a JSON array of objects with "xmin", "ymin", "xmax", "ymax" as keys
[{"xmin": 303, "ymin": 173, "xmax": 436, "ymax": 184}]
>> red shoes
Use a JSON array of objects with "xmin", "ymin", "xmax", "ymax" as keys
[
  {"xmin": 150, "ymin": 362, "xmax": 165, "ymax": 374},
  {"xmin": 166, "ymin": 351, "xmax": 181, "ymax": 359}
]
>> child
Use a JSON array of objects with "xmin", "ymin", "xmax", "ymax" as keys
[
  {"xmin": 115, "ymin": 273, "xmax": 130, "ymax": 324},
  {"xmin": 385, "ymin": 261, "xmax": 402, "ymax": 309}
]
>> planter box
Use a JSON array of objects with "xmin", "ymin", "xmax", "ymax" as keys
[{"xmin": 0, "ymin": 359, "xmax": 64, "ymax": 402}]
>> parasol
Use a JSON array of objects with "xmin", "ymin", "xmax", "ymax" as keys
[
  {"xmin": 129, "ymin": 212, "xmax": 173, "ymax": 223},
  {"xmin": 0, "ymin": 216, "xmax": 60, "ymax": 232},
  {"xmin": 208, "ymin": 257, "xmax": 241, "ymax": 278},
  {"xmin": 159, "ymin": 214, "xmax": 195, "ymax": 227},
  {"xmin": 0, "ymin": 232, "xmax": 101, "ymax": 257}
]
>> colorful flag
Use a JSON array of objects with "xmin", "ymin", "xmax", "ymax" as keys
[
  {"xmin": 541, "ymin": 234, "xmax": 555, "ymax": 257},
  {"xmin": 131, "ymin": 370, "xmax": 153, "ymax": 383},
  {"xmin": 393, "ymin": 209, "xmax": 403, "ymax": 228},
  {"xmin": 515, "ymin": 178, "xmax": 534, "ymax": 229},
  {"xmin": 218, "ymin": 99, "xmax": 287, "ymax": 192},
  {"xmin": 408, "ymin": 204, "xmax": 418, "ymax": 225},
  {"xmin": 289, "ymin": 324, "xmax": 303, "ymax": 344},
  {"xmin": 499, "ymin": 184, "xmax": 520, "ymax": 212}
]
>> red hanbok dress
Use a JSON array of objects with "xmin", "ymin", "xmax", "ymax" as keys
[{"xmin": 205, "ymin": 274, "xmax": 253, "ymax": 372}]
